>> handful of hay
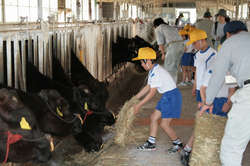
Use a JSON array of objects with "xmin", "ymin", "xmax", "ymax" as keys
[
  {"xmin": 114, "ymin": 96, "xmax": 143, "ymax": 147},
  {"xmin": 190, "ymin": 112, "xmax": 227, "ymax": 166}
]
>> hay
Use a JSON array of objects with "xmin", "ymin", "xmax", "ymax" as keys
[
  {"xmin": 64, "ymin": 96, "xmax": 145, "ymax": 165},
  {"xmin": 190, "ymin": 112, "xmax": 228, "ymax": 166},
  {"xmin": 114, "ymin": 96, "xmax": 143, "ymax": 147}
]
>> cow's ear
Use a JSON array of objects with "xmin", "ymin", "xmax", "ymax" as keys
[{"xmin": 11, "ymin": 96, "xmax": 18, "ymax": 103}]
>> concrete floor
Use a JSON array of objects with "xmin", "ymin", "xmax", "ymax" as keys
[{"xmin": 92, "ymin": 60, "xmax": 250, "ymax": 166}]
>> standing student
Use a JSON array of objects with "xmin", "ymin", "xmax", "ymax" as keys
[
  {"xmin": 199, "ymin": 20, "xmax": 249, "ymax": 166},
  {"xmin": 211, "ymin": 9, "xmax": 228, "ymax": 51},
  {"xmin": 132, "ymin": 47, "xmax": 183, "ymax": 154},
  {"xmin": 154, "ymin": 18, "xmax": 184, "ymax": 83},
  {"xmin": 178, "ymin": 29, "xmax": 192, "ymax": 86},
  {"xmin": 191, "ymin": 29, "xmax": 217, "ymax": 109},
  {"xmin": 196, "ymin": 11, "xmax": 214, "ymax": 48},
  {"xmin": 175, "ymin": 13, "xmax": 184, "ymax": 27}
]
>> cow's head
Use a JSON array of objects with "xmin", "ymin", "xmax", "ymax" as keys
[
  {"xmin": 78, "ymin": 80, "xmax": 109, "ymax": 106},
  {"xmin": 0, "ymin": 88, "xmax": 52, "ymax": 163},
  {"xmin": 39, "ymin": 89, "xmax": 83, "ymax": 135},
  {"xmin": 74, "ymin": 110, "xmax": 115, "ymax": 153},
  {"xmin": 133, "ymin": 35, "xmax": 155, "ymax": 50}
]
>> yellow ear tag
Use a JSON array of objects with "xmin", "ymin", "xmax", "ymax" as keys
[
  {"xmin": 20, "ymin": 117, "xmax": 31, "ymax": 130},
  {"xmin": 135, "ymin": 50, "xmax": 137, "ymax": 54},
  {"xmin": 133, "ymin": 41, "xmax": 135, "ymax": 45},
  {"xmin": 84, "ymin": 102, "xmax": 89, "ymax": 111},
  {"xmin": 56, "ymin": 107, "xmax": 63, "ymax": 116}
]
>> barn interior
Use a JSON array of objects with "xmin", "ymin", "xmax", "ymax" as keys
[{"xmin": 0, "ymin": 0, "xmax": 250, "ymax": 166}]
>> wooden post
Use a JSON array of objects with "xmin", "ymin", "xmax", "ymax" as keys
[{"xmin": 0, "ymin": 37, "xmax": 3, "ymax": 83}]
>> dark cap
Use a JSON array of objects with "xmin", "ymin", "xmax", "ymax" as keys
[
  {"xmin": 179, "ymin": 13, "xmax": 184, "ymax": 17},
  {"xmin": 204, "ymin": 12, "xmax": 211, "ymax": 17},
  {"xmin": 223, "ymin": 20, "xmax": 248, "ymax": 34},
  {"xmin": 215, "ymin": 9, "xmax": 228, "ymax": 17}
]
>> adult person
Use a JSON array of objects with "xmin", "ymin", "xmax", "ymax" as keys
[
  {"xmin": 175, "ymin": 13, "xmax": 184, "ymax": 27},
  {"xmin": 211, "ymin": 9, "xmax": 228, "ymax": 51},
  {"xmin": 196, "ymin": 11, "xmax": 214, "ymax": 47},
  {"xmin": 199, "ymin": 20, "xmax": 249, "ymax": 166},
  {"xmin": 154, "ymin": 18, "xmax": 184, "ymax": 83}
]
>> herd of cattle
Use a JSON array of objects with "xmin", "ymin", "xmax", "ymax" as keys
[{"xmin": 0, "ymin": 36, "xmax": 156, "ymax": 164}]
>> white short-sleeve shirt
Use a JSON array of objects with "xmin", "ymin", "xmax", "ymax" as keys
[
  {"xmin": 203, "ymin": 70, "xmax": 237, "ymax": 98},
  {"xmin": 194, "ymin": 46, "xmax": 217, "ymax": 90},
  {"xmin": 147, "ymin": 64, "xmax": 177, "ymax": 93}
]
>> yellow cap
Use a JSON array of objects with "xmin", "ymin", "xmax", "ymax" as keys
[
  {"xmin": 186, "ymin": 29, "xmax": 207, "ymax": 45},
  {"xmin": 184, "ymin": 24, "xmax": 191, "ymax": 30},
  {"xmin": 132, "ymin": 47, "xmax": 156, "ymax": 61},
  {"xmin": 179, "ymin": 29, "xmax": 188, "ymax": 36},
  {"xmin": 189, "ymin": 27, "xmax": 196, "ymax": 31},
  {"xmin": 187, "ymin": 30, "xmax": 194, "ymax": 35}
]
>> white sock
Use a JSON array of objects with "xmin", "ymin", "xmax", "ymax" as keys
[
  {"xmin": 184, "ymin": 145, "xmax": 192, "ymax": 152},
  {"xmin": 172, "ymin": 138, "xmax": 181, "ymax": 145},
  {"xmin": 148, "ymin": 136, "xmax": 156, "ymax": 144}
]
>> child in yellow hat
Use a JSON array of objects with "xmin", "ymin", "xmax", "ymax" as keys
[
  {"xmin": 132, "ymin": 47, "xmax": 183, "ymax": 154},
  {"xmin": 178, "ymin": 29, "xmax": 193, "ymax": 86},
  {"xmin": 179, "ymin": 29, "xmax": 218, "ymax": 165}
]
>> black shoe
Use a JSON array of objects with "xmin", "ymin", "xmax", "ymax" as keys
[
  {"xmin": 136, "ymin": 141, "xmax": 157, "ymax": 151},
  {"xmin": 179, "ymin": 146, "xmax": 190, "ymax": 166},
  {"xmin": 166, "ymin": 143, "xmax": 183, "ymax": 154}
]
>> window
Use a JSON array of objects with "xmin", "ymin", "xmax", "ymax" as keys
[
  {"xmin": 5, "ymin": 0, "xmax": 38, "ymax": 22},
  {"xmin": 43, "ymin": 0, "xmax": 58, "ymax": 22},
  {"xmin": 82, "ymin": 0, "xmax": 89, "ymax": 20},
  {"xmin": 0, "ymin": 0, "xmax": 2, "ymax": 22}
]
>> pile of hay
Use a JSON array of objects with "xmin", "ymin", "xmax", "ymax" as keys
[
  {"xmin": 190, "ymin": 112, "xmax": 228, "ymax": 165},
  {"xmin": 114, "ymin": 96, "xmax": 143, "ymax": 147}
]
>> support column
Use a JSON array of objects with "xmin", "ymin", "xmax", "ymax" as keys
[
  {"xmin": 89, "ymin": 0, "xmax": 92, "ymax": 21},
  {"xmin": 76, "ymin": 0, "xmax": 81, "ymax": 21},
  {"xmin": 113, "ymin": 1, "xmax": 117, "ymax": 21},
  {"xmin": 235, "ymin": 0, "xmax": 239, "ymax": 19},
  {"xmin": 38, "ymin": 0, "xmax": 43, "ymax": 20},
  {"xmin": 99, "ymin": 0, "xmax": 103, "ymax": 21},
  {"xmin": 240, "ymin": 0, "xmax": 243, "ymax": 18}
]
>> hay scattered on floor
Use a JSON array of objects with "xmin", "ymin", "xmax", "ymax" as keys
[
  {"xmin": 114, "ymin": 96, "xmax": 143, "ymax": 147},
  {"xmin": 190, "ymin": 112, "xmax": 227, "ymax": 166}
]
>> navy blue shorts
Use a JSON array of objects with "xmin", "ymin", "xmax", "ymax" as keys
[
  {"xmin": 181, "ymin": 53, "xmax": 191, "ymax": 66},
  {"xmin": 156, "ymin": 88, "xmax": 182, "ymax": 118},
  {"xmin": 196, "ymin": 90, "xmax": 202, "ymax": 102},
  {"xmin": 199, "ymin": 97, "xmax": 228, "ymax": 117},
  {"xmin": 190, "ymin": 53, "xmax": 195, "ymax": 66}
]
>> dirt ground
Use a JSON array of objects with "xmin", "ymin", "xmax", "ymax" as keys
[{"xmin": 4, "ymin": 59, "xmax": 250, "ymax": 166}]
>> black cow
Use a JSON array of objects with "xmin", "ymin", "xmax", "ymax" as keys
[
  {"xmin": 26, "ymin": 61, "xmax": 115, "ymax": 152},
  {"xmin": 0, "ymin": 83, "xmax": 82, "ymax": 137},
  {"xmin": 70, "ymin": 50, "xmax": 110, "ymax": 106},
  {"xmin": 0, "ymin": 88, "xmax": 52, "ymax": 163},
  {"xmin": 112, "ymin": 35, "xmax": 157, "ymax": 67},
  {"xmin": 51, "ymin": 55, "xmax": 116, "ymax": 152}
]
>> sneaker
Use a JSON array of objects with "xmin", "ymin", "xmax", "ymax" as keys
[
  {"xmin": 166, "ymin": 143, "xmax": 183, "ymax": 154},
  {"xmin": 179, "ymin": 146, "xmax": 191, "ymax": 166},
  {"xmin": 137, "ymin": 141, "xmax": 157, "ymax": 151},
  {"xmin": 177, "ymin": 82, "xmax": 188, "ymax": 86},
  {"xmin": 186, "ymin": 81, "xmax": 193, "ymax": 85}
]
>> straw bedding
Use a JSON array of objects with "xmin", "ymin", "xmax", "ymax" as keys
[{"xmin": 190, "ymin": 112, "xmax": 228, "ymax": 166}]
